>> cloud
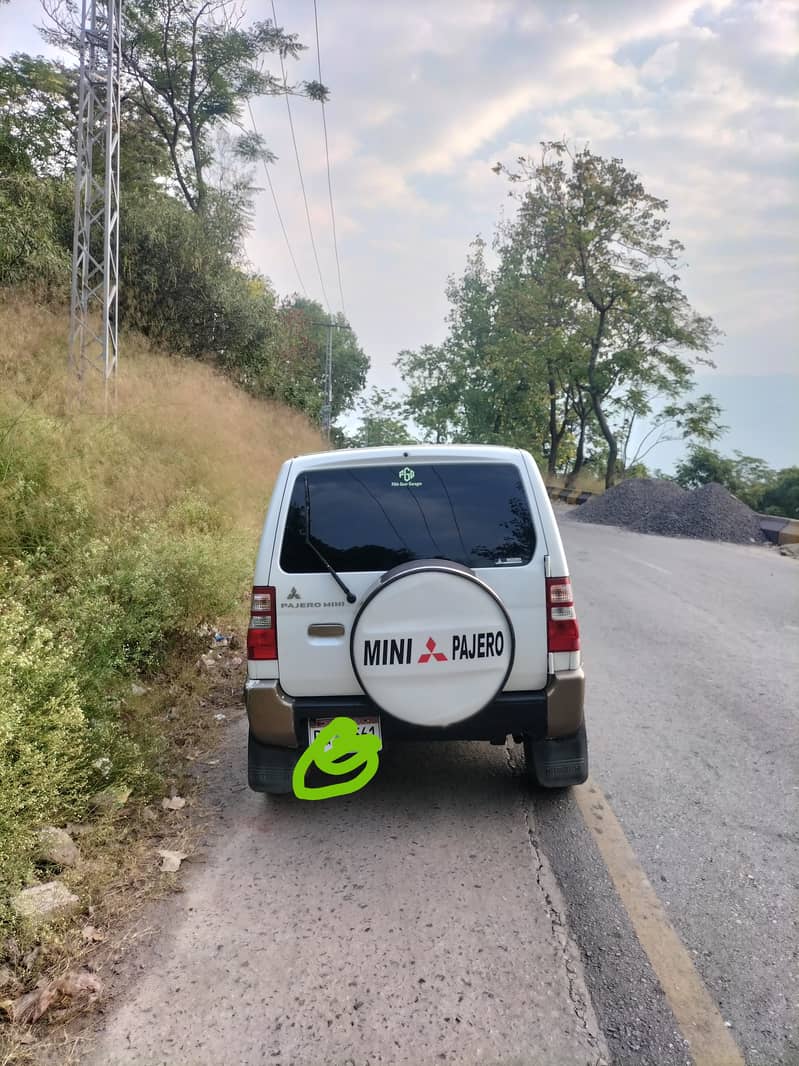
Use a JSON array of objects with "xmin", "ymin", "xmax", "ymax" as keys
[
  {"xmin": 412, "ymin": 83, "xmax": 540, "ymax": 175},
  {"xmin": 5, "ymin": 0, "xmax": 793, "ymax": 387}
]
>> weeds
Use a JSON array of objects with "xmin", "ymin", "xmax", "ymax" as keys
[{"xmin": 0, "ymin": 293, "xmax": 323, "ymax": 935}]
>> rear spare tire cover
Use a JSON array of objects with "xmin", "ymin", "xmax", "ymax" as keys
[{"xmin": 350, "ymin": 561, "xmax": 515, "ymax": 727}]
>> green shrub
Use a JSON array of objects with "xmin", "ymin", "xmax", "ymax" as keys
[
  {"xmin": 0, "ymin": 406, "xmax": 249, "ymax": 914},
  {"xmin": 0, "ymin": 173, "xmax": 70, "ymax": 295},
  {"xmin": 0, "ymin": 582, "xmax": 89, "ymax": 897}
]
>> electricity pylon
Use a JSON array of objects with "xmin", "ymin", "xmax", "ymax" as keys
[{"xmin": 69, "ymin": 0, "xmax": 123, "ymax": 406}]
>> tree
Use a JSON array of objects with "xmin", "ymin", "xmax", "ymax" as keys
[
  {"xmin": 397, "ymin": 343, "xmax": 463, "ymax": 444},
  {"xmin": 347, "ymin": 387, "xmax": 415, "ymax": 447},
  {"xmin": 496, "ymin": 143, "xmax": 720, "ymax": 487},
  {"xmin": 674, "ymin": 445, "xmax": 738, "ymax": 491},
  {"xmin": 674, "ymin": 445, "xmax": 780, "ymax": 511},
  {"xmin": 760, "ymin": 468, "xmax": 799, "ymax": 519},
  {"xmin": 0, "ymin": 54, "xmax": 76, "ymax": 176},
  {"xmin": 620, "ymin": 392, "xmax": 726, "ymax": 471},
  {"xmin": 397, "ymin": 240, "xmax": 549, "ymax": 453},
  {"xmin": 283, "ymin": 298, "xmax": 369, "ymax": 422},
  {"xmin": 43, "ymin": 0, "xmax": 327, "ymax": 219},
  {"xmin": 494, "ymin": 192, "xmax": 583, "ymax": 475}
]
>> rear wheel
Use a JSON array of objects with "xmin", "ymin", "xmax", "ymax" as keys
[
  {"xmin": 247, "ymin": 731, "xmax": 298, "ymax": 794},
  {"xmin": 524, "ymin": 723, "xmax": 588, "ymax": 789}
]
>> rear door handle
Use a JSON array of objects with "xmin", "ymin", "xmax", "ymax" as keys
[{"xmin": 307, "ymin": 623, "xmax": 345, "ymax": 638}]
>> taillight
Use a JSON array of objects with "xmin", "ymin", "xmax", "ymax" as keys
[
  {"xmin": 247, "ymin": 585, "xmax": 277, "ymax": 660},
  {"xmin": 547, "ymin": 576, "xmax": 580, "ymax": 652}
]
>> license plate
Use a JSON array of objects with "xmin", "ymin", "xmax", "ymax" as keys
[{"xmin": 307, "ymin": 716, "xmax": 382, "ymax": 750}]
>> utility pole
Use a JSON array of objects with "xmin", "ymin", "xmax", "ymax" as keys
[
  {"xmin": 69, "ymin": 0, "xmax": 123, "ymax": 408},
  {"xmin": 321, "ymin": 320, "xmax": 333, "ymax": 440},
  {"xmin": 316, "ymin": 318, "xmax": 352, "ymax": 442}
]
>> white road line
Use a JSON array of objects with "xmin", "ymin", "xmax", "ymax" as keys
[{"xmin": 608, "ymin": 548, "xmax": 672, "ymax": 575}]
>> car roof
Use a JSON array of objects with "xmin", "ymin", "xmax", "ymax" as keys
[{"xmin": 289, "ymin": 444, "xmax": 528, "ymax": 471}]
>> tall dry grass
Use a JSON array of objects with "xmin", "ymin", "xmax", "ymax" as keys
[
  {"xmin": 0, "ymin": 295, "xmax": 324, "ymax": 536},
  {"xmin": 0, "ymin": 293, "xmax": 325, "ymax": 916}
]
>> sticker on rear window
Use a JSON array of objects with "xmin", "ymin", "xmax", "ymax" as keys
[{"xmin": 391, "ymin": 466, "xmax": 422, "ymax": 488}]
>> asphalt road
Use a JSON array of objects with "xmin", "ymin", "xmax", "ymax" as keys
[
  {"xmin": 77, "ymin": 519, "xmax": 797, "ymax": 1066},
  {"xmin": 556, "ymin": 518, "xmax": 798, "ymax": 1066}
]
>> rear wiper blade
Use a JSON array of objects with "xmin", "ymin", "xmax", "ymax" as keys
[{"xmin": 304, "ymin": 475, "xmax": 356, "ymax": 604}]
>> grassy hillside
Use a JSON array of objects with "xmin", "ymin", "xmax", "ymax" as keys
[{"xmin": 0, "ymin": 295, "xmax": 323, "ymax": 920}]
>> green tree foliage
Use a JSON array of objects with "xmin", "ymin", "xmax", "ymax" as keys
[
  {"xmin": 495, "ymin": 143, "xmax": 721, "ymax": 486},
  {"xmin": 674, "ymin": 446, "xmax": 797, "ymax": 514},
  {"xmin": 760, "ymin": 468, "xmax": 799, "ymax": 519},
  {"xmin": 397, "ymin": 240, "xmax": 549, "ymax": 452},
  {"xmin": 0, "ymin": 54, "xmax": 74, "ymax": 292},
  {"xmin": 45, "ymin": 0, "xmax": 327, "ymax": 221},
  {"xmin": 0, "ymin": 33, "xmax": 368, "ymax": 419},
  {"xmin": 398, "ymin": 146, "xmax": 721, "ymax": 484},
  {"xmin": 0, "ymin": 54, "xmax": 76, "ymax": 175},
  {"xmin": 271, "ymin": 297, "xmax": 368, "ymax": 423},
  {"xmin": 0, "ymin": 172, "xmax": 71, "ymax": 293},
  {"xmin": 346, "ymin": 387, "xmax": 416, "ymax": 447},
  {"xmin": 674, "ymin": 445, "xmax": 739, "ymax": 492},
  {"xmin": 620, "ymin": 393, "xmax": 726, "ymax": 470}
]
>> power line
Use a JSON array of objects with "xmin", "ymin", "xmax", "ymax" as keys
[
  {"xmin": 271, "ymin": 0, "xmax": 331, "ymax": 314},
  {"xmin": 246, "ymin": 99, "xmax": 307, "ymax": 297},
  {"xmin": 312, "ymin": 0, "xmax": 346, "ymax": 319}
]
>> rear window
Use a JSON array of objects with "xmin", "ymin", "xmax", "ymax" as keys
[{"xmin": 279, "ymin": 462, "xmax": 536, "ymax": 574}]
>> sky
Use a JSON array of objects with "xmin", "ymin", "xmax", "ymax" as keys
[{"xmin": 1, "ymin": 0, "xmax": 797, "ymax": 468}]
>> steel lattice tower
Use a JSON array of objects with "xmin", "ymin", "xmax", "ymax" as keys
[{"xmin": 69, "ymin": 0, "xmax": 122, "ymax": 404}]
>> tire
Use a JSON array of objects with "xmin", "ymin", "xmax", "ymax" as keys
[
  {"xmin": 350, "ymin": 559, "xmax": 515, "ymax": 728},
  {"xmin": 524, "ymin": 723, "xmax": 588, "ymax": 789},
  {"xmin": 247, "ymin": 731, "xmax": 298, "ymax": 794}
]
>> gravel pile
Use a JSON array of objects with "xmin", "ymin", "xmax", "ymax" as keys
[
  {"xmin": 570, "ymin": 478, "xmax": 687, "ymax": 529},
  {"xmin": 570, "ymin": 478, "xmax": 766, "ymax": 544}
]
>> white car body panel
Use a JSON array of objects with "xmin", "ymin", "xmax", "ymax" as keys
[{"xmin": 249, "ymin": 445, "xmax": 575, "ymax": 693}]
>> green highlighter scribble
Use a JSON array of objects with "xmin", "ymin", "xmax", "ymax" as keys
[{"xmin": 292, "ymin": 716, "xmax": 382, "ymax": 800}]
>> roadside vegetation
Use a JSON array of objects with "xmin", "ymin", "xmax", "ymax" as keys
[
  {"xmin": 672, "ymin": 446, "xmax": 799, "ymax": 518},
  {"xmin": 1, "ymin": 0, "xmax": 347, "ymax": 1007},
  {"xmin": 0, "ymin": 296, "xmax": 323, "ymax": 930}
]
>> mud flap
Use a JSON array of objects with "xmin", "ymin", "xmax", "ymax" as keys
[
  {"xmin": 525, "ymin": 723, "xmax": 588, "ymax": 789},
  {"xmin": 247, "ymin": 731, "xmax": 299, "ymax": 794}
]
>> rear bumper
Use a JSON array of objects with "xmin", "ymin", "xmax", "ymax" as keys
[{"xmin": 245, "ymin": 668, "xmax": 584, "ymax": 749}]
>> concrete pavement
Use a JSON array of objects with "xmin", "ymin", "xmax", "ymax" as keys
[{"xmin": 72, "ymin": 518, "xmax": 798, "ymax": 1066}]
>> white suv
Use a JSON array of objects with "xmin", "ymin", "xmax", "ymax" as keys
[{"xmin": 245, "ymin": 445, "xmax": 587, "ymax": 794}]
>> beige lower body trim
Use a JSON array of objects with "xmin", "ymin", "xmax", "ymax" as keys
[
  {"xmin": 545, "ymin": 668, "xmax": 585, "ymax": 737},
  {"xmin": 247, "ymin": 669, "xmax": 584, "ymax": 746},
  {"xmin": 245, "ymin": 680, "xmax": 298, "ymax": 747}
]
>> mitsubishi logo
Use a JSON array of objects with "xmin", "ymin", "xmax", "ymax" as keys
[
  {"xmin": 418, "ymin": 637, "xmax": 447, "ymax": 664},
  {"xmin": 286, "ymin": 587, "xmax": 301, "ymax": 600}
]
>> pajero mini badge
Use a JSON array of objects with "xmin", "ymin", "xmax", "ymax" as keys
[{"xmin": 362, "ymin": 631, "xmax": 506, "ymax": 667}]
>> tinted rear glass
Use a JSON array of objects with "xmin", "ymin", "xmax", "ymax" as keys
[{"xmin": 280, "ymin": 462, "xmax": 535, "ymax": 573}]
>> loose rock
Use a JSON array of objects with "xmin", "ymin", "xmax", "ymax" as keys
[
  {"xmin": 35, "ymin": 827, "xmax": 80, "ymax": 869},
  {"xmin": 635, "ymin": 482, "xmax": 765, "ymax": 543},
  {"xmin": 11, "ymin": 882, "xmax": 80, "ymax": 928},
  {"xmin": 157, "ymin": 849, "xmax": 188, "ymax": 873},
  {"xmin": 90, "ymin": 784, "xmax": 131, "ymax": 811},
  {"xmin": 570, "ymin": 478, "xmax": 687, "ymax": 530},
  {"xmin": 570, "ymin": 478, "xmax": 766, "ymax": 544}
]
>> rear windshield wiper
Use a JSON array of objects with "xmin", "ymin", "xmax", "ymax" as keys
[{"xmin": 304, "ymin": 475, "xmax": 357, "ymax": 604}]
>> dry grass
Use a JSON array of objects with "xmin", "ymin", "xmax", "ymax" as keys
[
  {"xmin": 0, "ymin": 294, "xmax": 325, "ymax": 1062},
  {"xmin": 545, "ymin": 471, "xmax": 606, "ymax": 494},
  {"xmin": 0, "ymin": 294, "xmax": 325, "ymax": 536}
]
